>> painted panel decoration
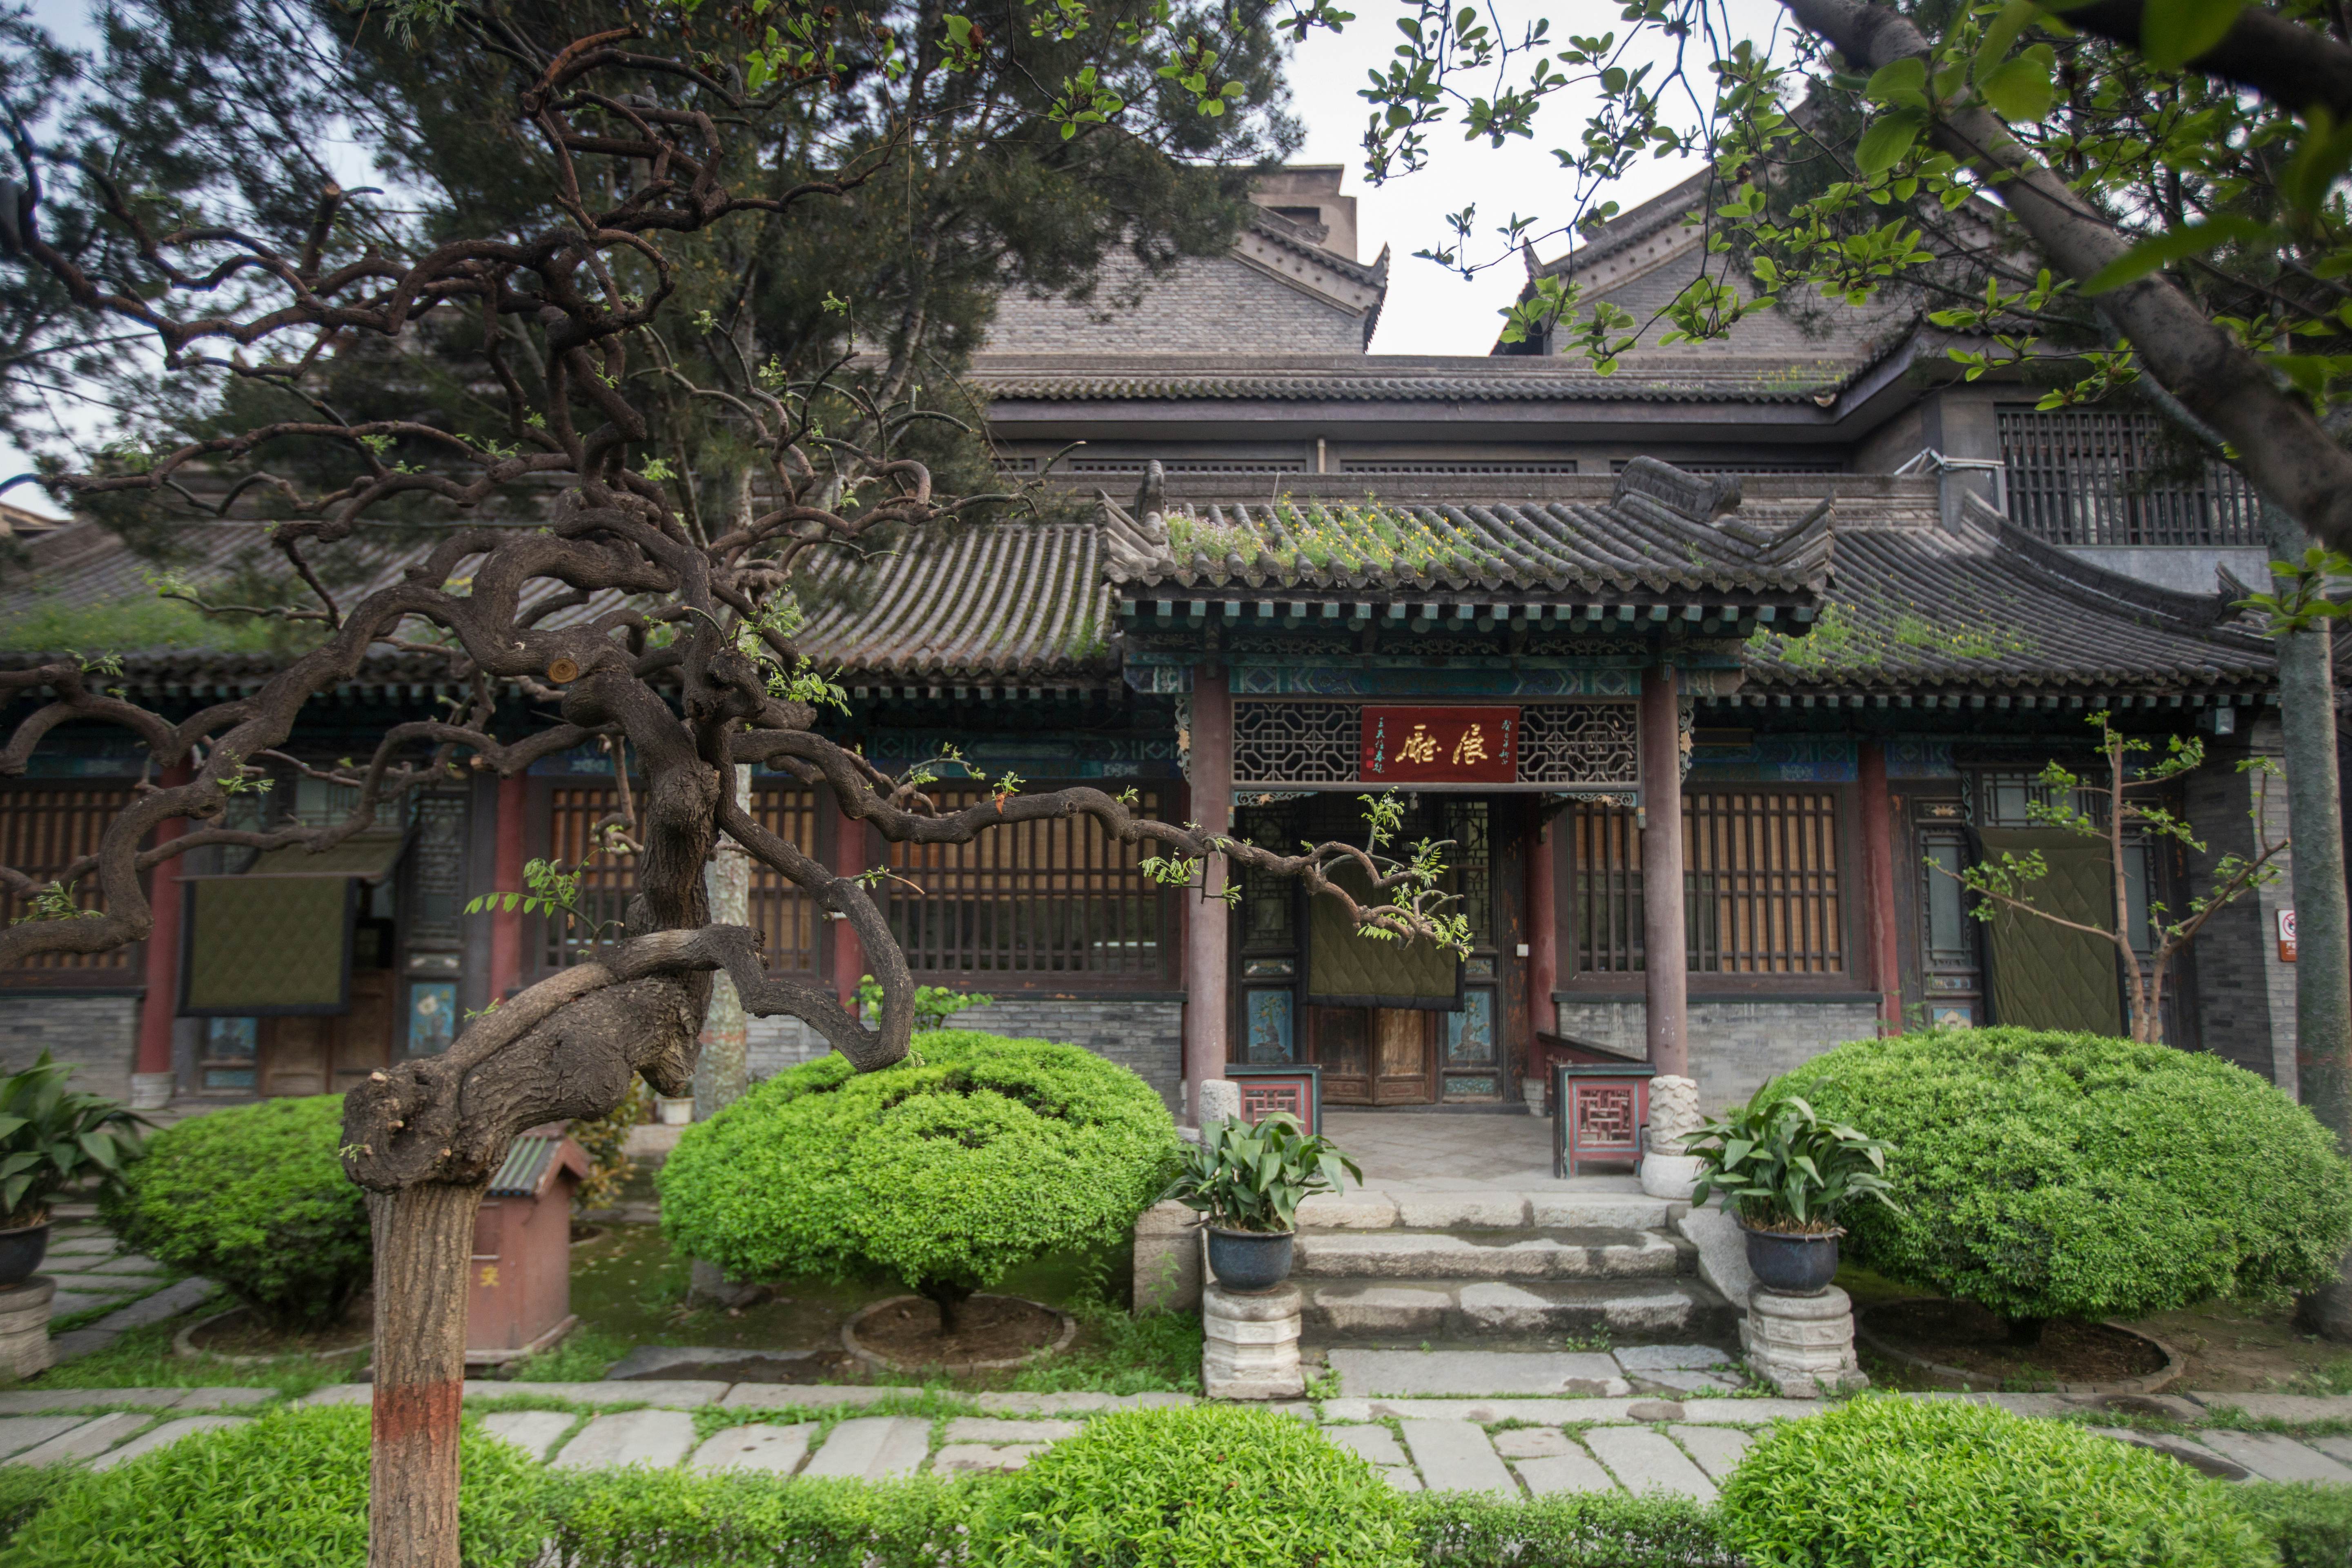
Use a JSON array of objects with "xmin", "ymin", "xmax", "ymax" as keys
[
  {"xmin": 1446, "ymin": 989, "xmax": 1497, "ymax": 1064},
  {"xmin": 1244, "ymin": 987, "xmax": 1295, "ymax": 1064},
  {"xmin": 407, "ymin": 981, "xmax": 459, "ymax": 1057},
  {"xmin": 1363, "ymin": 706, "xmax": 1519, "ymax": 784}
]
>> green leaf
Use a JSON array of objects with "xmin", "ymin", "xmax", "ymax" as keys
[
  {"xmin": 1856, "ymin": 109, "xmax": 1927, "ymax": 177},
  {"xmin": 1861, "ymin": 57, "xmax": 1927, "ymax": 109},
  {"xmin": 1977, "ymin": 46, "xmax": 2056, "ymax": 122},
  {"xmin": 2082, "ymin": 216, "xmax": 2273, "ymax": 295},
  {"xmin": 2139, "ymin": 0, "xmax": 2247, "ymax": 70}
]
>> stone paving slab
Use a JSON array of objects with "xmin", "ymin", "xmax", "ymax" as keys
[
  {"xmin": 1324, "ymin": 1424, "xmax": 1408, "ymax": 1467},
  {"xmin": 1669, "ymin": 1424, "xmax": 1753, "ymax": 1481},
  {"xmin": 942, "ymin": 1417, "xmax": 1080, "ymax": 1444},
  {"xmin": 973, "ymin": 1390, "xmax": 1194, "ymax": 1414},
  {"xmin": 85, "ymin": 1256, "xmax": 167, "ymax": 1275},
  {"xmin": 1585, "ymin": 1426, "xmax": 1719, "ymax": 1502},
  {"xmin": 552, "ymin": 1409, "xmax": 698, "ymax": 1471},
  {"xmin": 51, "ymin": 1290, "xmax": 125, "ymax": 1315},
  {"xmin": 716, "ymin": 1385, "xmax": 892, "ymax": 1411},
  {"xmin": 1512, "ymin": 1449, "xmax": 1617, "ymax": 1496},
  {"xmin": 93, "ymin": 1277, "xmax": 218, "ymax": 1333},
  {"xmin": 2193, "ymin": 1429, "xmax": 2352, "ymax": 1485},
  {"xmin": 0, "ymin": 1417, "xmax": 92, "ymax": 1457},
  {"xmin": 46, "ymin": 1236, "xmax": 114, "ymax": 1256},
  {"xmin": 2305, "ymin": 1434, "xmax": 2352, "ymax": 1468},
  {"xmin": 90, "ymin": 1415, "xmax": 245, "ymax": 1473},
  {"xmin": 479, "ymin": 1411, "xmax": 579, "ymax": 1461},
  {"xmin": 1615, "ymin": 1345, "xmax": 1731, "ymax": 1372},
  {"xmin": 1330, "ymin": 1350, "xmax": 1630, "ymax": 1399},
  {"xmin": 176, "ymin": 1388, "xmax": 279, "ymax": 1411},
  {"xmin": 802, "ymin": 1417, "xmax": 930, "ymax": 1481},
  {"xmin": 690, "ymin": 1422, "xmax": 813, "ymax": 1476},
  {"xmin": 1635, "ymin": 1370, "xmax": 1744, "ymax": 1394},
  {"xmin": 933, "ymin": 1442, "xmax": 1045, "ymax": 1473},
  {"xmin": 1398, "ymin": 1419, "xmax": 1517, "ymax": 1497},
  {"xmin": 2090, "ymin": 1427, "xmax": 2250, "ymax": 1481},
  {"xmin": 1493, "ymin": 1428, "xmax": 1574, "ymax": 1458},
  {"xmin": 0, "ymin": 1388, "xmax": 187, "ymax": 1414},
  {"xmin": 516, "ymin": 1380, "xmax": 728, "ymax": 1408},
  {"xmin": 1324, "ymin": 1398, "xmax": 1644, "ymax": 1425},
  {"xmin": 10, "ymin": 1412, "xmax": 149, "ymax": 1466},
  {"xmin": 1672, "ymin": 1399, "xmax": 1833, "ymax": 1424},
  {"xmin": 2187, "ymin": 1393, "xmax": 2352, "ymax": 1422}
]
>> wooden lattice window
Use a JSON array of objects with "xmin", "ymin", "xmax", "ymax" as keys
[
  {"xmin": 0, "ymin": 782, "xmax": 140, "ymax": 980},
  {"xmin": 1998, "ymin": 406, "xmax": 2261, "ymax": 547},
  {"xmin": 879, "ymin": 786, "xmax": 1171, "ymax": 982},
  {"xmin": 540, "ymin": 781, "xmax": 822, "ymax": 975},
  {"xmin": 1569, "ymin": 790, "xmax": 1847, "ymax": 976}
]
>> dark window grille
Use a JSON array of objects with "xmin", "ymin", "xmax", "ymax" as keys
[
  {"xmin": 541, "ymin": 782, "xmax": 822, "ymax": 975},
  {"xmin": 0, "ymin": 784, "xmax": 140, "ymax": 978},
  {"xmin": 880, "ymin": 786, "xmax": 1171, "ymax": 981},
  {"xmin": 1997, "ymin": 406, "xmax": 2261, "ymax": 546},
  {"xmin": 1570, "ymin": 790, "xmax": 1847, "ymax": 975}
]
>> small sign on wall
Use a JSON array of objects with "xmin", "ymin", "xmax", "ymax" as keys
[
  {"xmin": 1361, "ymin": 706, "xmax": 1519, "ymax": 784},
  {"xmin": 2281, "ymin": 909, "xmax": 2298, "ymax": 964}
]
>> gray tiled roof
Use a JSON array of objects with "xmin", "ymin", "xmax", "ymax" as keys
[
  {"xmin": 1098, "ymin": 459, "xmax": 1833, "ymax": 601},
  {"xmin": 974, "ymin": 352, "xmax": 1865, "ymax": 404}
]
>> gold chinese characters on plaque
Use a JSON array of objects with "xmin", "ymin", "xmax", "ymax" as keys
[{"xmin": 1359, "ymin": 707, "xmax": 1519, "ymax": 784}]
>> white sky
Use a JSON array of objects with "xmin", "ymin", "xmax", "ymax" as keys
[{"xmin": 2, "ymin": 0, "xmax": 1787, "ymax": 513}]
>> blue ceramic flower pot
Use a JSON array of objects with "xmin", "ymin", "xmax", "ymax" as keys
[{"xmin": 1206, "ymin": 1226, "xmax": 1294, "ymax": 1293}]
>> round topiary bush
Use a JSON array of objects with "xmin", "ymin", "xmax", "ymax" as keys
[
  {"xmin": 1777, "ymin": 1028, "xmax": 2352, "ymax": 1332},
  {"xmin": 659, "ymin": 1030, "xmax": 1179, "ymax": 1330},
  {"xmin": 1717, "ymin": 1396, "xmax": 2272, "ymax": 1568},
  {"xmin": 100, "ymin": 1094, "xmax": 370, "ymax": 1331},
  {"xmin": 975, "ymin": 1405, "xmax": 1417, "ymax": 1568},
  {"xmin": 3, "ymin": 1404, "xmax": 548, "ymax": 1568}
]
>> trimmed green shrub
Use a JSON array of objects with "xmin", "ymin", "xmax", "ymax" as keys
[
  {"xmin": 100, "ymin": 1095, "xmax": 370, "ymax": 1331},
  {"xmin": 660, "ymin": 1031, "xmax": 1178, "ymax": 1330},
  {"xmin": 975, "ymin": 1405, "xmax": 1417, "ymax": 1567},
  {"xmin": 1408, "ymin": 1491, "xmax": 1740, "ymax": 1567},
  {"xmin": 1717, "ymin": 1396, "xmax": 2274, "ymax": 1568},
  {"xmin": 550, "ymin": 1469, "xmax": 984, "ymax": 1568},
  {"xmin": 2, "ymin": 1405, "xmax": 548, "ymax": 1568},
  {"xmin": 1777, "ymin": 1027, "xmax": 2352, "ymax": 1326},
  {"xmin": 0, "ymin": 1465, "xmax": 58, "ymax": 1549},
  {"xmin": 2236, "ymin": 1481, "xmax": 2352, "ymax": 1568}
]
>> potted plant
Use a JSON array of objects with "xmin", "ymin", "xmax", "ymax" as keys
[
  {"xmin": 0, "ymin": 1052, "xmax": 150, "ymax": 1285},
  {"xmin": 1686, "ymin": 1080, "xmax": 1898, "ymax": 1295},
  {"xmin": 1163, "ymin": 1113, "xmax": 1361, "ymax": 1293}
]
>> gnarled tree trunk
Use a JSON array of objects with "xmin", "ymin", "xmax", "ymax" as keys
[{"xmin": 367, "ymin": 1182, "xmax": 488, "ymax": 1568}]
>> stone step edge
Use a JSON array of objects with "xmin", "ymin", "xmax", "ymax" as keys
[{"xmin": 1291, "ymin": 1193, "xmax": 1689, "ymax": 1232}]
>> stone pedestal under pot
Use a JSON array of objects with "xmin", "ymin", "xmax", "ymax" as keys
[
  {"xmin": 0, "ymin": 1278, "xmax": 55, "ymax": 1381},
  {"xmin": 1741, "ymin": 1283, "xmax": 1868, "ymax": 1397},
  {"xmin": 1202, "ymin": 1281, "xmax": 1304, "ymax": 1400}
]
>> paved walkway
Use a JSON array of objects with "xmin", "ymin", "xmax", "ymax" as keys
[
  {"xmin": 38, "ymin": 1216, "xmax": 219, "ymax": 1364},
  {"xmin": 1324, "ymin": 1110, "xmax": 1566, "ymax": 1190},
  {"xmin": 0, "ymin": 1380, "xmax": 2345, "ymax": 1491}
]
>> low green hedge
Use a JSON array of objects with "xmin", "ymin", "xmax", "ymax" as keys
[
  {"xmin": 2, "ymin": 1405, "xmax": 548, "ymax": 1568},
  {"xmin": 976, "ymin": 1405, "xmax": 1417, "ymax": 1567},
  {"xmin": 659, "ymin": 1031, "xmax": 1179, "ymax": 1326},
  {"xmin": 1410, "ymin": 1492, "xmax": 1740, "ymax": 1568},
  {"xmin": 547, "ymin": 1467, "xmax": 982, "ymax": 1568},
  {"xmin": 99, "ymin": 1095, "xmax": 372, "ymax": 1331},
  {"xmin": 2234, "ymin": 1481, "xmax": 2352, "ymax": 1568},
  {"xmin": 1717, "ymin": 1397, "xmax": 2273, "ymax": 1568},
  {"xmin": 1777, "ymin": 1028, "xmax": 2352, "ymax": 1325}
]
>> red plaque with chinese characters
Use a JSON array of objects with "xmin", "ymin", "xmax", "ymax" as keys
[{"xmin": 1360, "ymin": 707, "xmax": 1520, "ymax": 784}]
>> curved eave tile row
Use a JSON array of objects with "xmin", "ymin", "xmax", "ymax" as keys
[
  {"xmin": 795, "ymin": 524, "xmax": 1114, "ymax": 680},
  {"xmin": 979, "ymin": 363, "xmax": 1859, "ymax": 406}
]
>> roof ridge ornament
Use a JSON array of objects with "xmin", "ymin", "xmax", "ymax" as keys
[{"xmin": 1613, "ymin": 457, "xmax": 1742, "ymax": 524}]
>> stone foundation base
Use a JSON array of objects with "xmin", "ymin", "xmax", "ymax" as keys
[
  {"xmin": 0, "ymin": 1278, "xmax": 54, "ymax": 1381},
  {"xmin": 1203, "ymin": 1281, "xmax": 1303, "ymax": 1400},
  {"xmin": 1742, "ymin": 1283, "xmax": 1868, "ymax": 1398},
  {"xmin": 1639, "ymin": 1154, "xmax": 1704, "ymax": 1202},
  {"xmin": 128, "ymin": 1072, "xmax": 175, "ymax": 1111},
  {"xmin": 1133, "ymin": 1202, "xmax": 1204, "ymax": 1315}
]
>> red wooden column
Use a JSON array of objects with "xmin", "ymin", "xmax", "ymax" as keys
[
  {"xmin": 832, "ymin": 799, "xmax": 868, "ymax": 1008},
  {"xmin": 1182, "ymin": 666, "xmax": 1234, "ymax": 1124},
  {"xmin": 1858, "ymin": 739, "xmax": 1903, "ymax": 1033},
  {"xmin": 1526, "ymin": 810, "xmax": 1559, "ymax": 1038},
  {"xmin": 486, "ymin": 771, "xmax": 529, "ymax": 1002},
  {"xmin": 1639, "ymin": 665, "xmax": 1689, "ymax": 1077},
  {"xmin": 131, "ymin": 765, "xmax": 191, "ymax": 1109}
]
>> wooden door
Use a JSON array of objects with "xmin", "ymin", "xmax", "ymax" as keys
[
  {"xmin": 1372, "ymin": 1007, "xmax": 1437, "ymax": 1105},
  {"xmin": 258, "ymin": 1017, "xmax": 331, "ymax": 1098},
  {"xmin": 1310, "ymin": 1007, "xmax": 1372, "ymax": 1104},
  {"xmin": 331, "ymin": 971, "xmax": 396, "ymax": 1091}
]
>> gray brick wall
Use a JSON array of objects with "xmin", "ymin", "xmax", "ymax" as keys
[
  {"xmin": 0, "ymin": 994, "xmax": 138, "ymax": 1104},
  {"xmin": 987, "ymin": 254, "xmax": 1365, "ymax": 354},
  {"xmin": 2186, "ymin": 719, "xmax": 2294, "ymax": 1089},
  {"xmin": 746, "ymin": 998, "xmax": 1185, "ymax": 1110},
  {"xmin": 1553, "ymin": 996, "xmax": 1884, "ymax": 1111}
]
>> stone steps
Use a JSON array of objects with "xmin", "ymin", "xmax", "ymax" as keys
[
  {"xmin": 1292, "ymin": 1226, "xmax": 1689, "ymax": 1283},
  {"xmin": 1298, "ymin": 1190, "xmax": 1679, "ymax": 1232},
  {"xmin": 1301, "ymin": 1276, "xmax": 1735, "ymax": 1342}
]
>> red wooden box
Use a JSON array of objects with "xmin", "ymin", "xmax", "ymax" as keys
[{"xmin": 466, "ymin": 1126, "xmax": 588, "ymax": 1365}]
